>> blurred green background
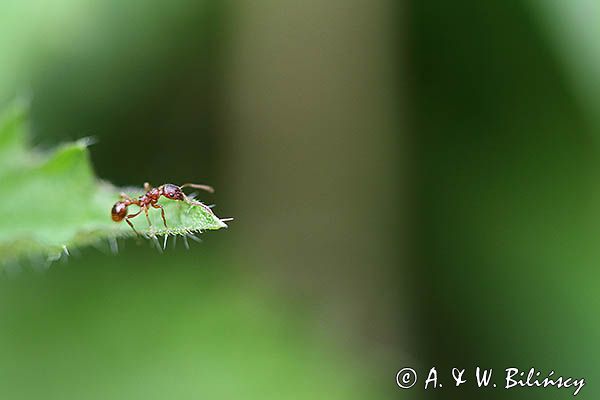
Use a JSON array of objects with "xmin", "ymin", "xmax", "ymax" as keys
[{"xmin": 1, "ymin": 0, "xmax": 599, "ymax": 399}]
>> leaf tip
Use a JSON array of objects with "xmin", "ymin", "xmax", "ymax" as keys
[{"xmin": 219, "ymin": 217, "xmax": 234, "ymax": 228}]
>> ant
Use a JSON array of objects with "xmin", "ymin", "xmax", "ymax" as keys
[{"xmin": 111, "ymin": 182, "xmax": 214, "ymax": 235}]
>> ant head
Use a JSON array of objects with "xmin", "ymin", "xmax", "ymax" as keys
[
  {"xmin": 162, "ymin": 184, "xmax": 185, "ymax": 201},
  {"xmin": 111, "ymin": 202, "xmax": 128, "ymax": 222}
]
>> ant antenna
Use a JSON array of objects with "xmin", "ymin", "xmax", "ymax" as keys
[{"xmin": 181, "ymin": 183, "xmax": 215, "ymax": 193}]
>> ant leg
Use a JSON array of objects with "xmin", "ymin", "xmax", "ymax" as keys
[
  {"xmin": 124, "ymin": 210, "xmax": 142, "ymax": 235},
  {"xmin": 120, "ymin": 192, "xmax": 133, "ymax": 201},
  {"xmin": 144, "ymin": 207, "xmax": 152, "ymax": 227},
  {"xmin": 181, "ymin": 183, "xmax": 215, "ymax": 193},
  {"xmin": 144, "ymin": 182, "xmax": 153, "ymax": 191},
  {"xmin": 152, "ymin": 204, "xmax": 168, "ymax": 228},
  {"xmin": 125, "ymin": 218, "xmax": 139, "ymax": 235}
]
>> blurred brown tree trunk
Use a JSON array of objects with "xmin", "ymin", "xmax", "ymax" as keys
[{"xmin": 222, "ymin": 0, "xmax": 410, "ymax": 361}]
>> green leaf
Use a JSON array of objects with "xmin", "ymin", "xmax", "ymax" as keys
[{"xmin": 0, "ymin": 100, "xmax": 228, "ymax": 264}]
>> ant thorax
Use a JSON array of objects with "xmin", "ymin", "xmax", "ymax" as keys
[{"xmin": 145, "ymin": 188, "xmax": 160, "ymax": 200}]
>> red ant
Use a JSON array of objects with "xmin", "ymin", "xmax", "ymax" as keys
[{"xmin": 111, "ymin": 182, "xmax": 214, "ymax": 235}]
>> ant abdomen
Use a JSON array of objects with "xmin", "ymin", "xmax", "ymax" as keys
[{"xmin": 111, "ymin": 202, "xmax": 128, "ymax": 222}]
